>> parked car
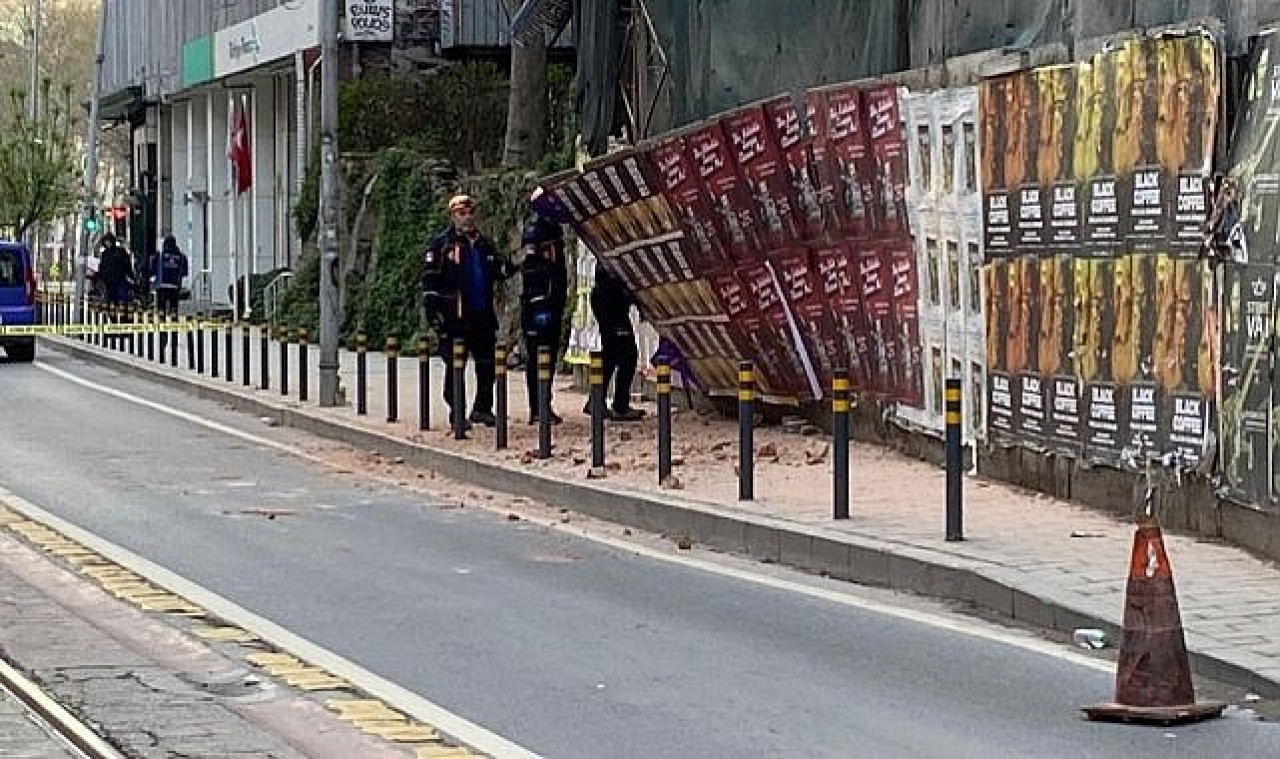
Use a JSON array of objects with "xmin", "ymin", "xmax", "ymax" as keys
[{"xmin": 0, "ymin": 241, "xmax": 37, "ymax": 362}]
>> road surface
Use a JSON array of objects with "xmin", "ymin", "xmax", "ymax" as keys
[{"xmin": 2, "ymin": 350, "xmax": 1277, "ymax": 758}]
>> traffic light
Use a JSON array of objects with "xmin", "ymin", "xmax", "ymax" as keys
[
  {"xmin": 109, "ymin": 205, "xmax": 128, "ymax": 237},
  {"xmin": 83, "ymin": 211, "xmax": 98, "ymax": 233}
]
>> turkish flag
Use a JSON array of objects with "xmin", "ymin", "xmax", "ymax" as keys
[{"xmin": 227, "ymin": 99, "xmax": 252, "ymax": 195}]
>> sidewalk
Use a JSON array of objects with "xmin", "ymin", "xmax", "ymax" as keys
[
  {"xmin": 0, "ymin": 518, "xmax": 411, "ymax": 758},
  {"xmin": 47, "ymin": 328, "xmax": 1280, "ymax": 697}
]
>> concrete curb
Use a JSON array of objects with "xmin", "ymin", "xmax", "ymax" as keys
[{"xmin": 45, "ymin": 337, "xmax": 1280, "ymax": 699}]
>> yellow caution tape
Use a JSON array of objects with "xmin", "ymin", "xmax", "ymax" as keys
[{"xmin": 0, "ymin": 321, "xmax": 218, "ymax": 337}]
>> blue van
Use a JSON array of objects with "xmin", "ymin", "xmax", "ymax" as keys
[{"xmin": 0, "ymin": 241, "xmax": 37, "ymax": 362}]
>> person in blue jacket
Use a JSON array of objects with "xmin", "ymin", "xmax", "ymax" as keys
[
  {"xmin": 519, "ymin": 213, "xmax": 569, "ymax": 424},
  {"xmin": 152, "ymin": 235, "xmax": 189, "ymax": 317},
  {"xmin": 422, "ymin": 195, "xmax": 515, "ymax": 430}
]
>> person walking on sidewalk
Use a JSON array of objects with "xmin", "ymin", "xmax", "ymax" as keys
[
  {"xmin": 587, "ymin": 265, "xmax": 646, "ymax": 421},
  {"xmin": 422, "ymin": 194, "xmax": 515, "ymax": 430},
  {"xmin": 152, "ymin": 236, "xmax": 189, "ymax": 317},
  {"xmin": 97, "ymin": 233, "xmax": 134, "ymax": 306}
]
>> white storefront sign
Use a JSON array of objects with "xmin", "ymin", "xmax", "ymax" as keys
[
  {"xmin": 345, "ymin": 0, "xmax": 395, "ymax": 42},
  {"xmin": 214, "ymin": 0, "xmax": 320, "ymax": 78}
]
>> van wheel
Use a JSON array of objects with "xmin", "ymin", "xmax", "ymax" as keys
[{"xmin": 7, "ymin": 340, "xmax": 35, "ymax": 363}]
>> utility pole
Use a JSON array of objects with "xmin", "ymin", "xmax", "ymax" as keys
[
  {"xmin": 317, "ymin": 0, "xmax": 341, "ymax": 406},
  {"xmin": 27, "ymin": 0, "xmax": 41, "ymax": 119},
  {"xmin": 74, "ymin": 0, "xmax": 107, "ymax": 323},
  {"xmin": 26, "ymin": 0, "xmax": 42, "ymax": 256}
]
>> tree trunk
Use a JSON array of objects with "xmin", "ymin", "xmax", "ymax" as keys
[{"xmin": 502, "ymin": 0, "xmax": 548, "ymax": 169}]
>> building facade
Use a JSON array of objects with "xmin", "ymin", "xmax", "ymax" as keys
[{"xmin": 98, "ymin": 0, "xmax": 547, "ymax": 312}]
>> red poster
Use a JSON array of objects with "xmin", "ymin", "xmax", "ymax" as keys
[
  {"xmin": 865, "ymin": 85, "xmax": 910, "ymax": 238},
  {"xmin": 644, "ymin": 134, "xmax": 730, "ymax": 270},
  {"xmin": 766, "ymin": 96, "xmax": 826, "ymax": 241},
  {"xmin": 740, "ymin": 261, "xmax": 815, "ymax": 399},
  {"xmin": 815, "ymin": 243, "xmax": 874, "ymax": 391},
  {"xmin": 804, "ymin": 89, "xmax": 845, "ymax": 239},
  {"xmin": 723, "ymin": 103, "xmax": 804, "ymax": 253},
  {"xmin": 706, "ymin": 268, "xmax": 794, "ymax": 397},
  {"xmin": 823, "ymin": 84, "xmax": 876, "ymax": 241},
  {"xmin": 776, "ymin": 249, "xmax": 843, "ymax": 386},
  {"xmin": 686, "ymin": 122, "xmax": 767, "ymax": 262},
  {"xmin": 889, "ymin": 245, "xmax": 924, "ymax": 406},
  {"xmin": 859, "ymin": 245, "xmax": 897, "ymax": 396}
]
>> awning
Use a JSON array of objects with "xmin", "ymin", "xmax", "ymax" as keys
[{"xmin": 93, "ymin": 85, "xmax": 146, "ymax": 123}]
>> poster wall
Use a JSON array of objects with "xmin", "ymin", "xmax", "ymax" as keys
[
  {"xmin": 897, "ymin": 86, "xmax": 986, "ymax": 442},
  {"xmin": 978, "ymin": 28, "xmax": 1219, "ymax": 468},
  {"xmin": 1220, "ymin": 28, "xmax": 1280, "ymax": 506},
  {"xmin": 536, "ymin": 84, "xmax": 926, "ymax": 406}
]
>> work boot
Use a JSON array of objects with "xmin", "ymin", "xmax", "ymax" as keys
[
  {"xmin": 528, "ymin": 411, "xmax": 564, "ymax": 425},
  {"xmin": 582, "ymin": 400, "xmax": 614, "ymax": 420},
  {"xmin": 449, "ymin": 415, "xmax": 473, "ymax": 433},
  {"xmin": 612, "ymin": 407, "xmax": 646, "ymax": 422},
  {"xmin": 469, "ymin": 410, "xmax": 497, "ymax": 428}
]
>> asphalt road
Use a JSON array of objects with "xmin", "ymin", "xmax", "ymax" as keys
[{"xmin": 3, "ymin": 350, "xmax": 1279, "ymax": 758}]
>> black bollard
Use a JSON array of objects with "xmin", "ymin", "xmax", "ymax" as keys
[
  {"xmin": 738, "ymin": 360, "xmax": 754, "ymax": 501},
  {"xmin": 260, "ymin": 325, "xmax": 270, "ymax": 390},
  {"xmin": 280, "ymin": 326, "xmax": 291, "ymax": 396},
  {"xmin": 832, "ymin": 368, "xmax": 851, "ymax": 520},
  {"xmin": 166, "ymin": 315, "xmax": 177, "ymax": 366},
  {"xmin": 386, "ymin": 336, "xmax": 400, "ymax": 423},
  {"xmin": 657, "ymin": 362, "xmax": 673, "ymax": 484},
  {"xmin": 494, "ymin": 345, "xmax": 507, "ymax": 449},
  {"xmin": 186, "ymin": 318, "xmax": 195, "ymax": 371},
  {"xmin": 210, "ymin": 319, "xmax": 220, "ymax": 378},
  {"xmin": 418, "ymin": 337, "xmax": 431, "ymax": 431},
  {"xmin": 945, "ymin": 378, "xmax": 964, "ymax": 542},
  {"xmin": 240, "ymin": 323, "xmax": 250, "ymax": 384},
  {"xmin": 224, "ymin": 321, "xmax": 234, "ymax": 383},
  {"xmin": 146, "ymin": 309, "xmax": 156, "ymax": 361},
  {"xmin": 537, "ymin": 344, "xmax": 552, "ymax": 459},
  {"xmin": 297, "ymin": 328, "xmax": 309, "ymax": 402},
  {"xmin": 356, "ymin": 333, "xmax": 368, "ymax": 415},
  {"xmin": 589, "ymin": 350, "xmax": 605, "ymax": 468},
  {"xmin": 196, "ymin": 317, "xmax": 206, "ymax": 374},
  {"xmin": 451, "ymin": 338, "xmax": 465, "ymax": 439}
]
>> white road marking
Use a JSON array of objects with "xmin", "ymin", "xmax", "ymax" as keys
[{"xmin": 35, "ymin": 360, "xmax": 1113, "ymax": 678}]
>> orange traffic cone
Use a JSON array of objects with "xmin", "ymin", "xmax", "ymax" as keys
[{"xmin": 1082, "ymin": 517, "xmax": 1225, "ymax": 725}]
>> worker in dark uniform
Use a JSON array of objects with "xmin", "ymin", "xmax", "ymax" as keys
[
  {"xmin": 588, "ymin": 265, "xmax": 645, "ymax": 421},
  {"xmin": 519, "ymin": 213, "xmax": 569, "ymax": 424},
  {"xmin": 422, "ymin": 194, "xmax": 515, "ymax": 430},
  {"xmin": 152, "ymin": 235, "xmax": 189, "ymax": 317}
]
